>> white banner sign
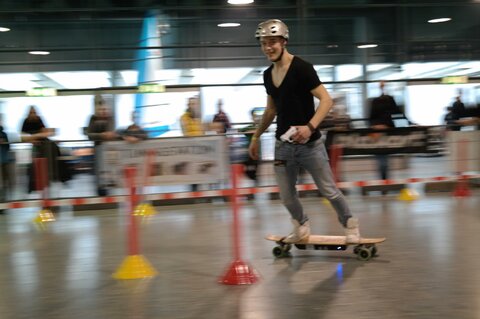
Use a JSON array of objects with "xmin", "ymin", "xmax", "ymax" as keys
[{"xmin": 99, "ymin": 136, "xmax": 228, "ymax": 187}]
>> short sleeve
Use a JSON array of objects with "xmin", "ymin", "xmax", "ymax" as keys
[{"xmin": 301, "ymin": 61, "xmax": 321, "ymax": 91}]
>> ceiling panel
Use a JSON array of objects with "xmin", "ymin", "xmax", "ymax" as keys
[{"xmin": 0, "ymin": 1, "xmax": 478, "ymax": 73}]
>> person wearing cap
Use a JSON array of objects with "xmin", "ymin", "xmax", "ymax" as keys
[{"xmin": 248, "ymin": 19, "xmax": 361, "ymax": 244}]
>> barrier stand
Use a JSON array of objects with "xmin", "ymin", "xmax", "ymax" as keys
[
  {"xmin": 219, "ymin": 164, "xmax": 259, "ymax": 285},
  {"xmin": 32, "ymin": 158, "xmax": 55, "ymax": 226},
  {"xmin": 453, "ymin": 139, "xmax": 471, "ymax": 197},
  {"xmin": 329, "ymin": 144, "xmax": 342, "ymax": 184},
  {"xmin": 113, "ymin": 166, "xmax": 158, "ymax": 280},
  {"xmin": 133, "ymin": 150, "xmax": 157, "ymax": 218}
]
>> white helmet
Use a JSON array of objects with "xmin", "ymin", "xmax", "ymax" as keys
[{"xmin": 255, "ymin": 19, "xmax": 289, "ymax": 40}]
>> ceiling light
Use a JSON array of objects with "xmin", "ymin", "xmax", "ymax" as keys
[
  {"xmin": 0, "ymin": 73, "xmax": 40, "ymax": 91},
  {"xmin": 217, "ymin": 23, "xmax": 241, "ymax": 28},
  {"xmin": 357, "ymin": 44, "xmax": 378, "ymax": 49},
  {"xmin": 45, "ymin": 71, "xmax": 111, "ymax": 89},
  {"xmin": 0, "ymin": 27, "xmax": 10, "ymax": 32},
  {"xmin": 29, "ymin": 51, "xmax": 50, "ymax": 55},
  {"xmin": 227, "ymin": 0, "xmax": 254, "ymax": 4},
  {"xmin": 428, "ymin": 18, "xmax": 451, "ymax": 23}
]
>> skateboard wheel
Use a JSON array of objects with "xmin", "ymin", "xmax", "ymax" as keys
[
  {"xmin": 370, "ymin": 245, "xmax": 378, "ymax": 257},
  {"xmin": 353, "ymin": 245, "xmax": 361, "ymax": 255},
  {"xmin": 357, "ymin": 247, "xmax": 372, "ymax": 261},
  {"xmin": 272, "ymin": 246, "xmax": 284, "ymax": 258}
]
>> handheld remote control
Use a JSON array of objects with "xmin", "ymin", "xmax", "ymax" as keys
[{"xmin": 280, "ymin": 126, "xmax": 297, "ymax": 143}]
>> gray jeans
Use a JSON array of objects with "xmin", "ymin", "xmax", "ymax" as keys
[{"xmin": 273, "ymin": 139, "xmax": 352, "ymax": 227}]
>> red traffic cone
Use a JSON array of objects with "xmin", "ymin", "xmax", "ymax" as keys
[
  {"xmin": 219, "ymin": 260, "xmax": 259, "ymax": 285},
  {"xmin": 453, "ymin": 179, "xmax": 471, "ymax": 197}
]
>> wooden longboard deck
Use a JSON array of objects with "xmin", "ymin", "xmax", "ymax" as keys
[{"xmin": 265, "ymin": 234, "xmax": 386, "ymax": 245}]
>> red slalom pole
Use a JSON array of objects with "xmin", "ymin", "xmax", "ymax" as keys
[
  {"xmin": 231, "ymin": 163, "xmax": 241, "ymax": 260},
  {"xmin": 34, "ymin": 158, "xmax": 48, "ymax": 205},
  {"xmin": 141, "ymin": 150, "xmax": 155, "ymax": 194},
  {"xmin": 125, "ymin": 166, "xmax": 140, "ymax": 255},
  {"xmin": 33, "ymin": 157, "xmax": 55, "ymax": 224},
  {"xmin": 329, "ymin": 144, "xmax": 343, "ymax": 183},
  {"xmin": 453, "ymin": 139, "xmax": 471, "ymax": 197},
  {"xmin": 112, "ymin": 165, "xmax": 158, "ymax": 279},
  {"xmin": 34, "ymin": 158, "xmax": 46, "ymax": 192},
  {"xmin": 132, "ymin": 150, "xmax": 157, "ymax": 218},
  {"xmin": 219, "ymin": 163, "xmax": 259, "ymax": 285}
]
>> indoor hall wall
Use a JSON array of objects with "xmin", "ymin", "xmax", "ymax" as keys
[
  {"xmin": 406, "ymin": 84, "xmax": 479, "ymax": 126},
  {"xmin": 201, "ymin": 86, "xmax": 266, "ymax": 125},
  {"xmin": 0, "ymin": 96, "xmax": 93, "ymax": 142},
  {"xmin": 1, "ymin": 82, "xmax": 478, "ymax": 143},
  {"xmin": 0, "ymin": 88, "xmax": 265, "ymax": 141}
]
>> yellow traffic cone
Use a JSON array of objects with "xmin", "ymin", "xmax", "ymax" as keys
[
  {"xmin": 32, "ymin": 209, "xmax": 55, "ymax": 231},
  {"xmin": 133, "ymin": 203, "xmax": 157, "ymax": 217},
  {"xmin": 113, "ymin": 255, "xmax": 158, "ymax": 280},
  {"xmin": 398, "ymin": 188, "xmax": 419, "ymax": 201},
  {"xmin": 133, "ymin": 203, "xmax": 146, "ymax": 216},
  {"xmin": 33, "ymin": 208, "xmax": 56, "ymax": 223}
]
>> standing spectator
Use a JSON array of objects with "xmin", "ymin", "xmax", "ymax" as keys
[
  {"xmin": 212, "ymin": 99, "xmax": 231, "ymax": 134},
  {"xmin": 451, "ymin": 89, "xmax": 466, "ymax": 118},
  {"xmin": 118, "ymin": 111, "xmax": 148, "ymax": 143},
  {"xmin": 86, "ymin": 95, "xmax": 117, "ymax": 196},
  {"xmin": 180, "ymin": 96, "xmax": 204, "ymax": 137},
  {"xmin": 443, "ymin": 106, "xmax": 461, "ymax": 131},
  {"xmin": 180, "ymin": 96, "xmax": 203, "ymax": 192},
  {"xmin": 0, "ymin": 114, "xmax": 14, "ymax": 204},
  {"xmin": 20, "ymin": 106, "xmax": 54, "ymax": 194},
  {"xmin": 368, "ymin": 81, "xmax": 399, "ymax": 182}
]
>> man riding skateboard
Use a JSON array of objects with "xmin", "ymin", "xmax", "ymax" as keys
[{"xmin": 248, "ymin": 19, "xmax": 361, "ymax": 244}]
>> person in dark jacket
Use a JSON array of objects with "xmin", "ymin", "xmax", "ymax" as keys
[
  {"xmin": 212, "ymin": 99, "xmax": 231, "ymax": 134},
  {"xmin": 86, "ymin": 95, "xmax": 117, "ymax": 196},
  {"xmin": 444, "ymin": 106, "xmax": 462, "ymax": 131},
  {"xmin": 20, "ymin": 106, "xmax": 55, "ymax": 193},
  {"xmin": 0, "ymin": 115, "xmax": 14, "ymax": 203},
  {"xmin": 368, "ymin": 81, "xmax": 400, "ymax": 182}
]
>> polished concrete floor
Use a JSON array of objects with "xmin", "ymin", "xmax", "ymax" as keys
[{"xmin": 0, "ymin": 191, "xmax": 479, "ymax": 319}]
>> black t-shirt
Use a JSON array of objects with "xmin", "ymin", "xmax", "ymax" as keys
[
  {"xmin": 452, "ymin": 100, "xmax": 466, "ymax": 117},
  {"xmin": 263, "ymin": 56, "xmax": 322, "ymax": 142},
  {"xmin": 369, "ymin": 94, "xmax": 398, "ymax": 128},
  {"xmin": 21, "ymin": 117, "xmax": 45, "ymax": 135}
]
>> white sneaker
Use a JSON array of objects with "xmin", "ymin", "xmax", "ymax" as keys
[
  {"xmin": 345, "ymin": 217, "xmax": 361, "ymax": 243},
  {"xmin": 283, "ymin": 220, "xmax": 310, "ymax": 243}
]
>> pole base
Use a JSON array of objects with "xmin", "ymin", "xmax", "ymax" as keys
[
  {"xmin": 453, "ymin": 182, "xmax": 471, "ymax": 197},
  {"xmin": 133, "ymin": 203, "xmax": 157, "ymax": 217},
  {"xmin": 113, "ymin": 255, "xmax": 158, "ymax": 280},
  {"xmin": 219, "ymin": 259, "xmax": 259, "ymax": 285},
  {"xmin": 397, "ymin": 188, "xmax": 419, "ymax": 201},
  {"xmin": 33, "ymin": 208, "xmax": 56, "ymax": 223}
]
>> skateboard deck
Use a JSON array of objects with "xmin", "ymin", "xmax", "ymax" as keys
[{"xmin": 265, "ymin": 234, "xmax": 386, "ymax": 260}]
